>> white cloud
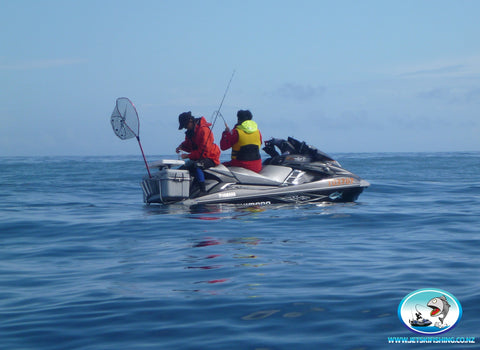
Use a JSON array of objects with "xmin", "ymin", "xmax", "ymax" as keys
[
  {"xmin": 416, "ymin": 86, "xmax": 480, "ymax": 104},
  {"xmin": 400, "ymin": 64, "xmax": 466, "ymax": 77},
  {"xmin": 272, "ymin": 83, "xmax": 327, "ymax": 101},
  {"xmin": 0, "ymin": 58, "xmax": 87, "ymax": 70},
  {"xmin": 375, "ymin": 55, "xmax": 480, "ymax": 79}
]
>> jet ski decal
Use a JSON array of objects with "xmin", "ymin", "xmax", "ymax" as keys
[
  {"xmin": 218, "ymin": 192, "xmax": 236, "ymax": 199},
  {"xmin": 329, "ymin": 192, "xmax": 343, "ymax": 200},
  {"xmin": 328, "ymin": 177, "xmax": 355, "ymax": 187}
]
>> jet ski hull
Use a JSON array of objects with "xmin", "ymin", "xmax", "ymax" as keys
[{"xmin": 181, "ymin": 179, "xmax": 368, "ymax": 206}]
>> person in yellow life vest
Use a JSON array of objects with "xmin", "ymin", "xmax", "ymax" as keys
[{"xmin": 220, "ymin": 110, "xmax": 263, "ymax": 173}]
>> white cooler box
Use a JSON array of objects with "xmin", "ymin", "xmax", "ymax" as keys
[{"xmin": 158, "ymin": 168, "xmax": 190, "ymax": 199}]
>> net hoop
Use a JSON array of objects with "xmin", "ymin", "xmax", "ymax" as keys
[{"xmin": 111, "ymin": 97, "xmax": 140, "ymax": 140}]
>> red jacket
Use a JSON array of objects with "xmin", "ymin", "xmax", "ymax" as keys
[
  {"xmin": 220, "ymin": 124, "xmax": 263, "ymax": 173},
  {"xmin": 180, "ymin": 117, "xmax": 220, "ymax": 165}
]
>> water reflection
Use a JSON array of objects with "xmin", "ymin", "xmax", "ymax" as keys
[
  {"xmin": 192, "ymin": 238, "xmax": 221, "ymax": 247},
  {"xmin": 176, "ymin": 235, "xmax": 265, "ymax": 296},
  {"xmin": 144, "ymin": 201, "xmax": 360, "ymax": 222},
  {"xmin": 144, "ymin": 202, "xmax": 270, "ymax": 220},
  {"xmin": 241, "ymin": 302, "xmax": 327, "ymax": 321}
]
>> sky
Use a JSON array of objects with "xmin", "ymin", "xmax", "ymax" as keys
[{"xmin": 1, "ymin": 0, "xmax": 479, "ymax": 156}]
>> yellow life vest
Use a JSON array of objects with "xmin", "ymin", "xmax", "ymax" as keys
[{"xmin": 232, "ymin": 120, "xmax": 261, "ymax": 161}]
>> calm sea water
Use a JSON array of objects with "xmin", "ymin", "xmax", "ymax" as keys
[{"xmin": 1, "ymin": 153, "xmax": 479, "ymax": 349}]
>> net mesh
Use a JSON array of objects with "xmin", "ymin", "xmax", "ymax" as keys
[{"xmin": 111, "ymin": 97, "xmax": 140, "ymax": 140}]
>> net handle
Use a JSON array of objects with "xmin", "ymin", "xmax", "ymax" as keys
[{"xmin": 136, "ymin": 135, "xmax": 152, "ymax": 178}]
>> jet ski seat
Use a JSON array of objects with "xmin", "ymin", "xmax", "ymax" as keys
[
  {"xmin": 206, "ymin": 164, "xmax": 236, "ymax": 178},
  {"xmin": 228, "ymin": 165, "xmax": 293, "ymax": 186}
]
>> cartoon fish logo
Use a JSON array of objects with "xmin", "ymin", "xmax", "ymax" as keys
[{"xmin": 427, "ymin": 295, "xmax": 451, "ymax": 328}]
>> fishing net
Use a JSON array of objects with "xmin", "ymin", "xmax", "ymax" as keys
[{"xmin": 111, "ymin": 97, "xmax": 140, "ymax": 140}]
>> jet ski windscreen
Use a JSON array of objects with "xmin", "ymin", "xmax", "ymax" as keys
[{"xmin": 263, "ymin": 137, "xmax": 336, "ymax": 163}]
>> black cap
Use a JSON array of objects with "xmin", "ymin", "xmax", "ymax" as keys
[
  {"xmin": 237, "ymin": 110, "xmax": 253, "ymax": 123},
  {"xmin": 178, "ymin": 111, "xmax": 192, "ymax": 130}
]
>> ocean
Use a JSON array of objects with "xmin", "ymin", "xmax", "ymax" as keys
[{"xmin": 1, "ymin": 153, "xmax": 479, "ymax": 349}]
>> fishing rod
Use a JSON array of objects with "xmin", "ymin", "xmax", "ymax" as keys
[
  {"xmin": 211, "ymin": 69, "xmax": 235, "ymax": 130},
  {"xmin": 178, "ymin": 70, "xmax": 236, "ymax": 161}
]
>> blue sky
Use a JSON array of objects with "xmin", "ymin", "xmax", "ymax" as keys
[{"xmin": 1, "ymin": 0, "xmax": 479, "ymax": 156}]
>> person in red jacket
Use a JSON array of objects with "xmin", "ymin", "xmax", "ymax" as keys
[
  {"xmin": 176, "ymin": 111, "xmax": 220, "ymax": 194},
  {"xmin": 220, "ymin": 110, "xmax": 263, "ymax": 173}
]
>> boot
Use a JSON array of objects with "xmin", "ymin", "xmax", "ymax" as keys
[{"xmin": 199, "ymin": 181, "xmax": 207, "ymax": 195}]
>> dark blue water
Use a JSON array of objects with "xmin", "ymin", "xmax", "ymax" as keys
[{"xmin": 1, "ymin": 153, "xmax": 479, "ymax": 349}]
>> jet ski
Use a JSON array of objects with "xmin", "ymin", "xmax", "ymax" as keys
[
  {"xmin": 410, "ymin": 311, "xmax": 432, "ymax": 327},
  {"xmin": 410, "ymin": 318, "xmax": 433, "ymax": 327},
  {"xmin": 141, "ymin": 137, "xmax": 370, "ymax": 206}
]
